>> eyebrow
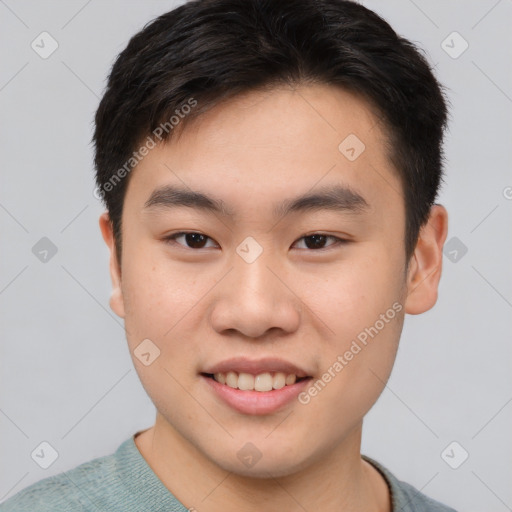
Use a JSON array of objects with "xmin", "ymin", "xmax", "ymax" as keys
[{"xmin": 143, "ymin": 184, "xmax": 369, "ymax": 219}]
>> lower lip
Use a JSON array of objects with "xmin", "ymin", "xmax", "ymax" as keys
[{"xmin": 202, "ymin": 375, "xmax": 311, "ymax": 415}]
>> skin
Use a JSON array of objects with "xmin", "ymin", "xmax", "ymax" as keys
[{"xmin": 99, "ymin": 83, "xmax": 448, "ymax": 512}]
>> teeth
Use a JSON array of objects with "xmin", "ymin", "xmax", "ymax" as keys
[
  {"xmin": 255, "ymin": 372, "xmax": 273, "ymax": 392},
  {"xmin": 285, "ymin": 374, "xmax": 296, "ymax": 386},
  {"xmin": 214, "ymin": 372, "xmax": 226, "ymax": 385},
  {"xmin": 272, "ymin": 372, "xmax": 286, "ymax": 390},
  {"xmin": 226, "ymin": 371, "xmax": 238, "ymax": 388},
  {"xmin": 238, "ymin": 372, "xmax": 254, "ymax": 390},
  {"xmin": 211, "ymin": 371, "xmax": 301, "ymax": 391}
]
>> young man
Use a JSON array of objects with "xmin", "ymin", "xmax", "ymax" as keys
[{"xmin": 1, "ymin": 0, "xmax": 456, "ymax": 510}]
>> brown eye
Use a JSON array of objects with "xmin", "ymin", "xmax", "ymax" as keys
[
  {"xmin": 164, "ymin": 232, "xmax": 217, "ymax": 249},
  {"xmin": 184, "ymin": 233, "xmax": 208, "ymax": 248},
  {"xmin": 304, "ymin": 234, "xmax": 328, "ymax": 249},
  {"xmin": 293, "ymin": 234, "xmax": 347, "ymax": 250}
]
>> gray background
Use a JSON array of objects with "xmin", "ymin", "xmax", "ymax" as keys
[{"xmin": 1, "ymin": 1, "xmax": 511, "ymax": 511}]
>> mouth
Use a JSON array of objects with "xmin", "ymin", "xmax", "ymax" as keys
[
  {"xmin": 200, "ymin": 358, "xmax": 313, "ymax": 415},
  {"xmin": 201, "ymin": 371, "xmax": 310, "ymax": 392},
  {"xmin": 199, "ymin": 357, "xmax": 313, "ymax": 415}
]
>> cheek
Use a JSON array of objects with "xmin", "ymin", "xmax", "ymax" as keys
[
  {"xmin": 309, "ymin": 251, "xmax": 403, "ymax": 336},
  {"xmin": 120, "ymin": 249, "xmax": 218, "ymax": 363},
  {"xmin": 297, "ymin": 277, "xmax": 404, "ymax": 439},
  {"xmin": 119, "ymin": 258, "xmax": 202, "ymax": 400},
  {"xmin": 304, "ymin": 249, "xmax": 406, "ymax": 398}
]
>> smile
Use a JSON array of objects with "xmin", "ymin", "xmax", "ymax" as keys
[{"xmin": 206, "ymin": 371, "xmax": 306, "ymax": 392}]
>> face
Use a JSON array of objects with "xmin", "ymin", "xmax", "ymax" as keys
[{"xmin": 101, "ymin": 84, "xmax": 438, "ymax": 477}]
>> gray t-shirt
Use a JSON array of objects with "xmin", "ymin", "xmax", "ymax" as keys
[{"xmin": 0, "ymin": 434, "xmax": 457, "ymax": 511}]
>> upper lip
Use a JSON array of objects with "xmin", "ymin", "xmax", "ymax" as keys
[{"xmin": 203, "ymin": 357, "xmax": 310, "ymax": 378}]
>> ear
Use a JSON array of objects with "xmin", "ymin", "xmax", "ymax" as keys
[
  {"xmin": 99, "ymin": 212, "xmax": 125, "ymax": 318},
  {"xmin": 404, "ymin": 204, "xmax": 449, "ymax": 315}
]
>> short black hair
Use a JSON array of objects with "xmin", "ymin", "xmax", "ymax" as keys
[{"xmin": 93, "ymin": 0, "xmax": 449, "ymax": 264}]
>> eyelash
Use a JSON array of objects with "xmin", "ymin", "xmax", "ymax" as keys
[{"xmin": 162, "ymin": 231, "xmax": 349, "ymax": 251}]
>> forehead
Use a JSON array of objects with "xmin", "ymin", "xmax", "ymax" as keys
[{"xmin": 126, "ymin": 84, "xmax": 402, "ymax": 219}]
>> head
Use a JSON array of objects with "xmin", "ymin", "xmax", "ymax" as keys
[{"xmin": 95, "ymin": 0, "xmax": 449, "ymax": 477}]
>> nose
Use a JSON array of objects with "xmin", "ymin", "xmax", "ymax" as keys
[{"xmin": 209, "ymin": 245, "xmax": 302, "ymax": 339}]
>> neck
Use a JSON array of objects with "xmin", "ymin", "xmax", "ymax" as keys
[{"xmin": 135, "ymin": 414, "xmax": 391, "ymax": 512}]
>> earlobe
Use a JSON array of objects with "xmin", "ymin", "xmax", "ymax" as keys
[
  {"xmin": 99, "ymin": 212, "xmax": 125, "ymax": 319},
  {"xmin": 404, "ymin": 205, "xmax": 449, "ymax": 315}
]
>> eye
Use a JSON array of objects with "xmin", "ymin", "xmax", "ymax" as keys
[
  {"xmin": 293, "ymin": 233, "xmax": 347, "ymax": 250},
  {"xmin": 163, "ymin": 232, "xmax": 347, "ymax": 251},
  {"xmin": 163, "ymin": 232, "xmax": 218, "ymax": 249}
]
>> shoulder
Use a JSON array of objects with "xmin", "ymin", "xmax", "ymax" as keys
[
  {"xmin": 0, "ymin": 441, "xmax": 127, "ymax": 512},
  {"xmin": 362, "ymin": 455, "xmax": 458, "ymax": 512},
  {"xmin": 392, "ymin": 477, "xmax": 458, "ymax": 512}
]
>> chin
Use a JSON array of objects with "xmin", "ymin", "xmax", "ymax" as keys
[
  {"xmin": 205, "ymin": 442, "xmax": 316, "ymax": 479},
  {"xmin": 225, "ymin": 457, "xmax": 305, "ymax": 479}
]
